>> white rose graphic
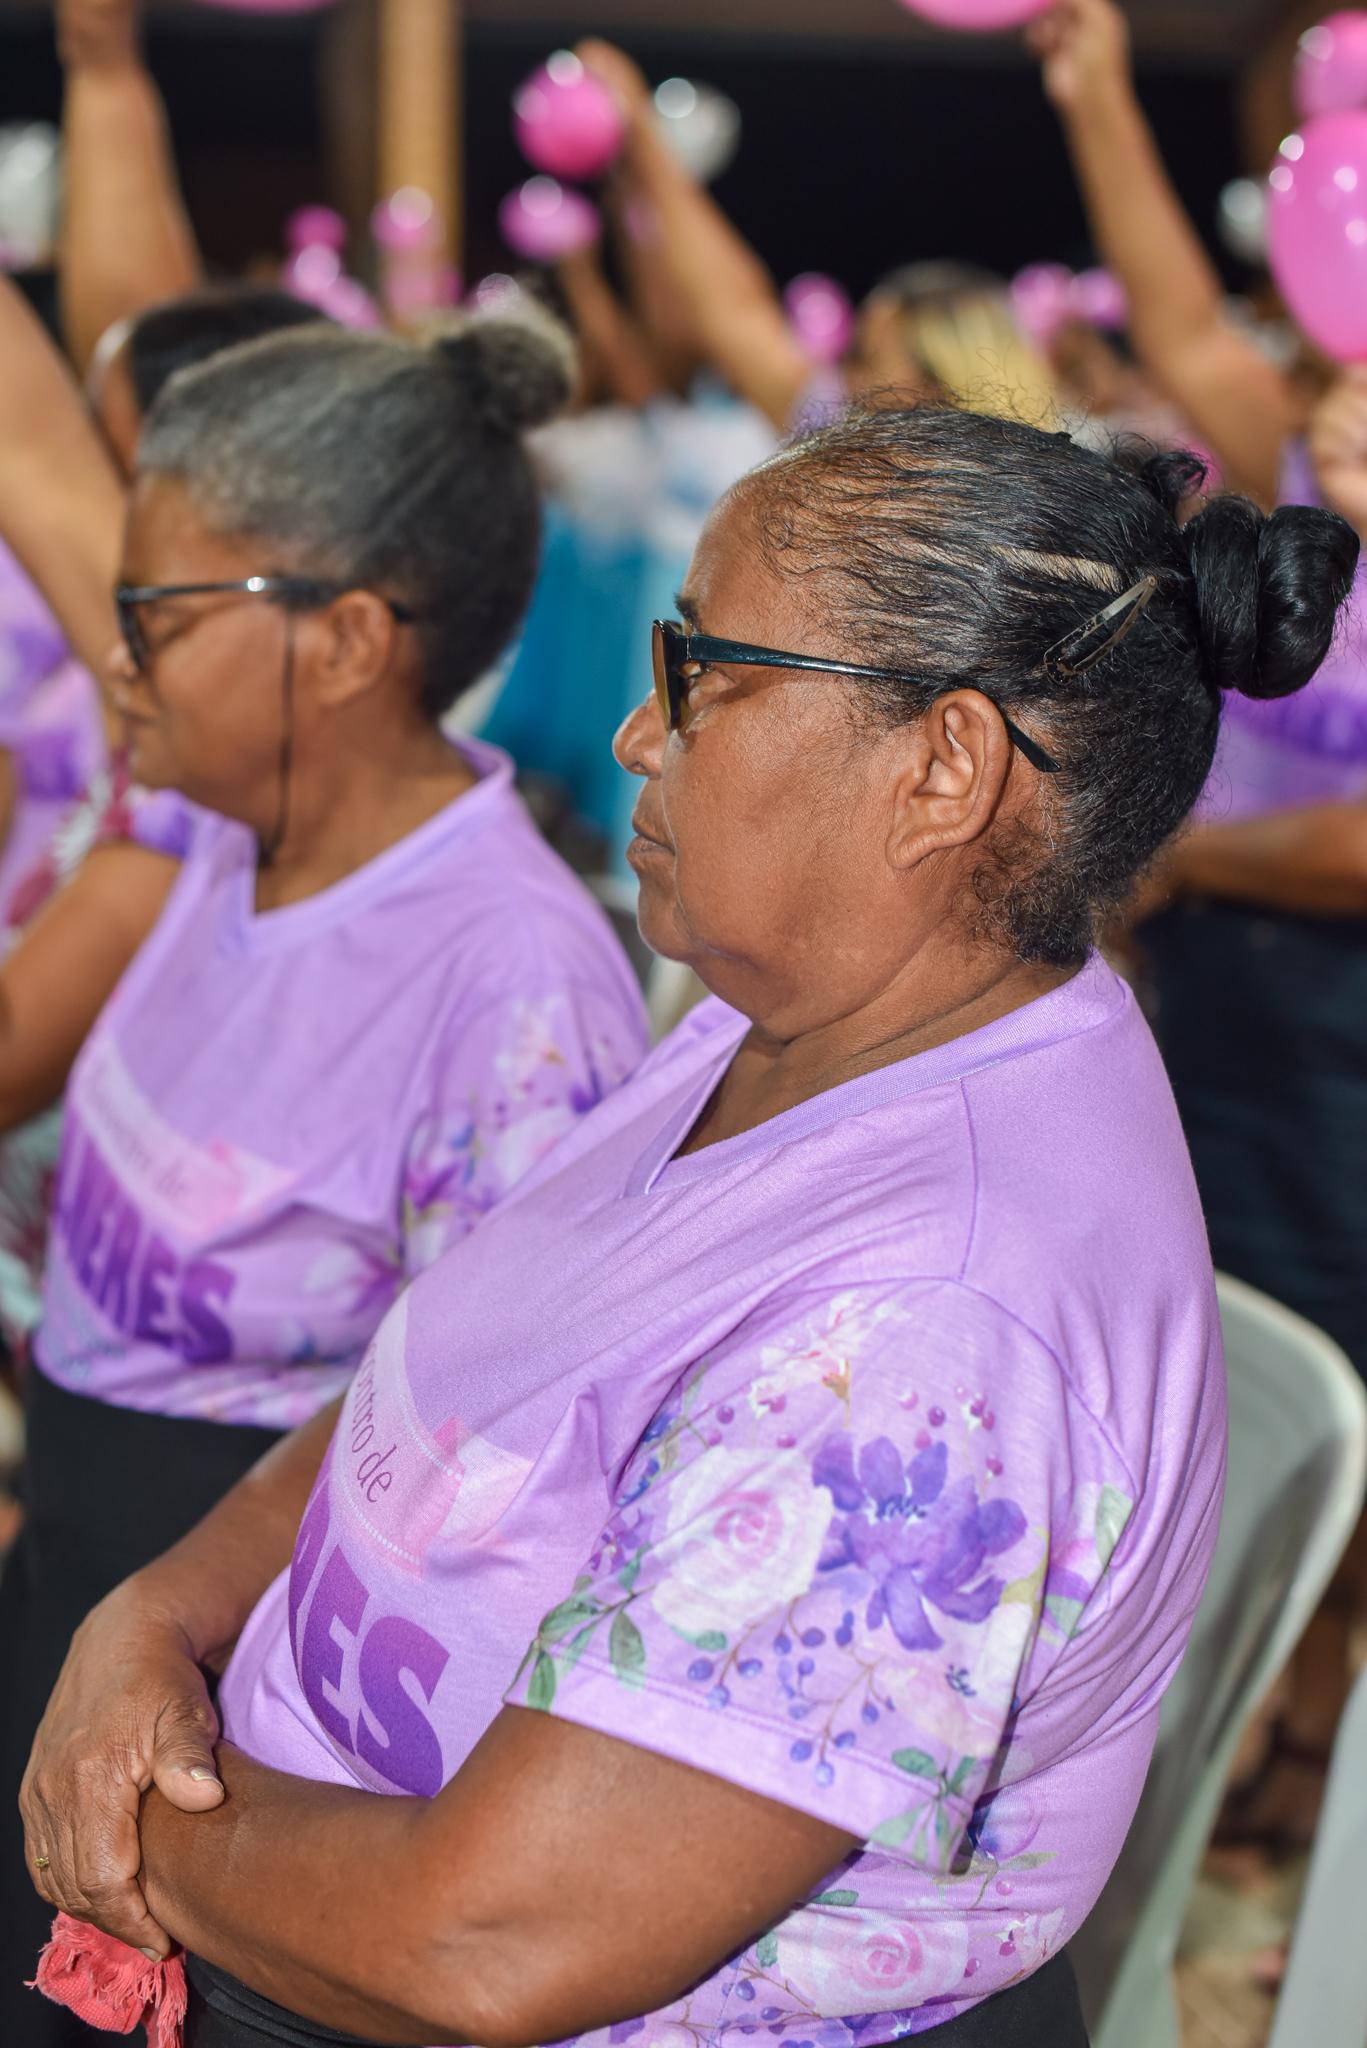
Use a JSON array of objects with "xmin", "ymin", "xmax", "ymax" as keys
[
  {"xmin": 780, "ymin": 1908, "xmax": 968, "ymax": 2012},
  {"xmin": 650, "ymin": 1450, "xmax": 833, "ymax": 1640}
]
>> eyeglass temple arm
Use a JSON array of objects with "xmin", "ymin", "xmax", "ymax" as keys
[{"xmin": 684, "ymin": 635, "xmax": 1061, "ymax": 775}]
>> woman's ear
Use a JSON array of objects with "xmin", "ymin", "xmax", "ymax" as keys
[
  {"xmin": 884, "ymin": 690, "xmax": 1016, "ymax": 872},
  {"xmin": 309, "ymin": 591, "xmax": 402, "ymax": 709}
]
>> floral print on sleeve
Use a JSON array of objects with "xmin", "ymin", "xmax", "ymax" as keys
[
  {"xmin": 507, "ymin": 1283, "xmax": 1137, "ymax": 2045},
  {"xmin": 401, "ymin": 988, "xmax": 644, "ymax": 1276}
]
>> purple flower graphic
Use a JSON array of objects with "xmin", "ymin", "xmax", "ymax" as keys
[{"xmin": 814, "ymin": 1435, "xmax": 1026, "ymax": 1654}]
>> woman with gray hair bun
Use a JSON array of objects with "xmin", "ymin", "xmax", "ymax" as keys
[{"xmin": 0, "ymin": 305, "xmax": 647, "ymax": 2046}]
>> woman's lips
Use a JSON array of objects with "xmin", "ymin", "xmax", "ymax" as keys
[{"xmin": 629, "ymin": 811, "xmax": 672, "ymax": 853}]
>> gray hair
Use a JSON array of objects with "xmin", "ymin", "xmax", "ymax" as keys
[{"xmin": 138, "ymin": 302, "xmax": 576, "ymax": 717}]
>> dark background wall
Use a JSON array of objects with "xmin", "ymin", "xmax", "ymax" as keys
[{"xmin": 0, "ymin": 8, "xmax": 1264, "ymax": 297}]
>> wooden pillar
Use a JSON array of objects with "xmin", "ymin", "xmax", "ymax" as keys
[{"xmin": 376, "ymin": 0, "xmax": 461, "ymax": 273}]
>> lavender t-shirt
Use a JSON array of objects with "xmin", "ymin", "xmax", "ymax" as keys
[
  {"xmin": 35, "ymin": 739, "xmax": 648, "ymax": 1429},
  {"xmin": 222, "ymin": 955, "xmax": 1225, "ymax": 2039}
]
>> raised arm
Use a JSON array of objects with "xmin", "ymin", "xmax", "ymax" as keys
[
  {"xmin": 554, "ymin": 242, "xmax": 667, "ymax": 410},
  {"xmin": 0, "ymin": 276, "xmax": 125, "ymax": 677},
  {"xmin": 21, "ymin": 1397, "xmax": 342, "ymax": 1957},
  {"xmin": 1030, "ymin": 0, "xmax": 1299, "ymax": 505},
  {"xmin": 578, "ymin": 40, "xmax": 813, "ymax": 432},
  {"xmin": 56, "ymin": 0, "xmax": 202, "ymax": 373}
]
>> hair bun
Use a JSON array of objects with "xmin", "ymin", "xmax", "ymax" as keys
[
  {"xmin": 1182, "ymin": 494, "xmax": 1359, "ymax": 700},
  {"xmin": 432, "ymin": 300, "xmax": 575, "ymax": 436}
]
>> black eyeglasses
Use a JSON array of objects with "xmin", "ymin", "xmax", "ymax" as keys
[
  {"xmin": 113, "ymin": 575, "xmax": 417, "ymax": 674},
  {"xmin": 651, "ymin": 618, "xmax": 1062, "ymax": 775}
]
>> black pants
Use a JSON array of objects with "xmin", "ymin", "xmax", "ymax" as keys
[
  {"xmin": 1145, "ymin": 898, "xmax": 1367, "ymax": 1377},
  {"xmin": 0, "ymin": 1364, "xmax": 282, "ymax": 2048},
  {"xmin": 184, "ymin": 1950, "xmax": 1089, "ymax": 2047}
]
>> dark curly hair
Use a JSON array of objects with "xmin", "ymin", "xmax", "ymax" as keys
[{"xmin": 747, "ymin": 406, "xmax": 1360, "ymax": 965}]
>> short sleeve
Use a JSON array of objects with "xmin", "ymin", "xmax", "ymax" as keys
[
  {"xmin": 400, "ymin": 983, "xmax": 647, "ymax": 1276},
  {"xmin": 506, "ymin": 1283, "xmax": 1132, "ymax": 1875}
]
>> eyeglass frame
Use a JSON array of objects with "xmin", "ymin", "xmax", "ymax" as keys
[
  {"xmin": 113, "ymin": 574, "xmax": 417, "ymax": 675},
  {"xmin": 651, "ymin": 618, "xmax": 1063, "ymax": 776}
]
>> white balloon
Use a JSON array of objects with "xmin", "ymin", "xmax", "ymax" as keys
[
  {"xmin": 1217, "ymin": 177, "xmax": 1268, "ymax": 266},
  {"xmin": 0, "ymin": 124, "xmax": 60, "ymax": 269},
  {"xmin": 653, "ymin": 78, "xmax": 741, "ymax": 183}
]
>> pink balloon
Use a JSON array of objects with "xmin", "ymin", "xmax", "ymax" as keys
[
  {"xmin": 285, "ymin": 205, "xmax": 346, "ymax": 255},
  {"xmin": 499, "ymin": 178, "xmax": 601, "ymax": 264},
  {"xmin": 1295, "ymin": 13, "xmax": 1367, "ymax": 121},
  {"xmin": 371, "ymin": 188, "xmax": 439, "ymax": 255},
  {"xmin": 513, "ymin": 52, "xmax": 625, "ymax": 181},
  {"xmin": 281, "ymin": 249, "xmax": 381, "ymax": 329},
  {"xmin": 1072, "ymin": 267, "xmax": 1128, "ymax": 330},
  {"xmin": 1268, "ymin": 114, "xmax": 1367, "ymax": 361},
  {"xmin": 1009, "ymin": 263, "xmax": 1075, "ymax": 347},
  {"xmin": 783, "ymin": 274, "xmax": 855, "ymax": 365},
  {"xmin": 895, "ymin": 0, "xmax": 1052, "ymax": 29}
]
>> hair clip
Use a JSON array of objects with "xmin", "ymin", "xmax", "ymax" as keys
[{"xmin": 1043, "ymin": 573, "xmax": 1160, "ymax": 680}]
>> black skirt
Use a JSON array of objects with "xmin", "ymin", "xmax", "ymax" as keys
[
  {"xmin": 0, "ymin": 1362, "xmax": 283, "ymax": 2048},
  {"xmin": 183, "ymin": 1949, "xmax": 1089, "ymax": 2047}
]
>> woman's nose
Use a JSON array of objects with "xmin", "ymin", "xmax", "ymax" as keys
[{"xmin": 613, "ymin": 692, "xmax": 665, "ymax": 780}]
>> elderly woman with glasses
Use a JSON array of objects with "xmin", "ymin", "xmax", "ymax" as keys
[
  {"xmin": 0, "ymin": 308, "xmax": 648, "ymax": 2048},
  {"xmin": 22, "ymin": 408, "xmax": 1356, "ymax": 2048}
]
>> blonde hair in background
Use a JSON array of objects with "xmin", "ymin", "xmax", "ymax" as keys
[{"xmin": 865, "ymin": 262, "xmax": 1061, "ymax": 430}]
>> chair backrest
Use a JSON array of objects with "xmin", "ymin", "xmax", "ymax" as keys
[
  {"xmin": 1267, "ymin": 1655, "xmax": 1367, "ymax": 2048},
  {"xmin": 1073, "ymin": 1273, "xmax": 1367, "ymax": 2046}
]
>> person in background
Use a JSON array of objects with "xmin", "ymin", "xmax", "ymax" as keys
[
  {"xmin": 0, "ymin": 281, "xmax": 331, "ymax": 1398},
  {"xmin": 19, "ymin": 409, "xmax": 1357, "ymax": 2048},
  {"xmin": 1034, "ymin": 0, "xmax": 1367, "ymax": 1868},
  {"xmin": 0, "ymin": 302, "xmax": 648, "ymax": 2046}
]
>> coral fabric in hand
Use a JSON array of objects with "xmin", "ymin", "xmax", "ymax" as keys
[
  {"xmin": 223, "ymin": 955, "xmax": 1225, "ymax": 2038},
  {"xmin": 34, "ymin": 739, "xmax": 647, "ymax": 1428}
]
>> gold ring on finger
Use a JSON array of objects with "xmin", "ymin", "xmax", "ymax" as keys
[{"xmin": 34, "ymin": 1854, "xmax": 51, "ymax": 1871}]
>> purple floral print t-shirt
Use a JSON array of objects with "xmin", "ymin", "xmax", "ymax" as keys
[
  {"xmin": 221, "ymin": 954, "xmax": 1225, "ymax": 2039},
  {"xmin": 34, "ymin": 739, "xmax": 647, "ymax": 1429}
]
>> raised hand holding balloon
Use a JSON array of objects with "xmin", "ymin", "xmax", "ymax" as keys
[{"xmin": 1267, "ymin": 115, "xmax": 1367, "ymax": 361}]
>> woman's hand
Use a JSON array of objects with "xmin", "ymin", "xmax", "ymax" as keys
[
  {"xmin": 1310, "ymin": 368, "xmax": 1367, "ymax": 543},
  {"xmin": 20, "ymin": 1575, "xmax": 226, "ymax": 1958},
  {"xmin": 576, "ymin": 39, "xmax": 655, "ymax": 135},
  {"xmin": 1027, "ymin": 0, "xmax": 1133, "ymax": 119}
]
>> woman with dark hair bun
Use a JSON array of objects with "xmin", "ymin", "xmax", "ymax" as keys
[
  {"xmin": 0, "ymin": 305, "xmax": 647, "ymax": 2046},
  {"xmin": 21, "ymin": 408, "xmax": 1355, "ymax": 2048}
]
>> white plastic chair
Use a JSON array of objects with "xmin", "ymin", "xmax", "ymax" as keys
[
  {"xmin": 1072, "ymin": 1273, "xmax": 1367, "ymax": 2048},
  {"xmin": 1266, "ymin": 1654, "xmax": 1367, "ymax": 2048}
]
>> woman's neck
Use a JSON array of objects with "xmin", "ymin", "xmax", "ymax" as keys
[
  {"xmin": 679, "ymin": 949, "xmax": 1075, "ymax": 1155},
  {"xmin": 253, "ymin": 723, "xmax": 476, "ymax": 912}
]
